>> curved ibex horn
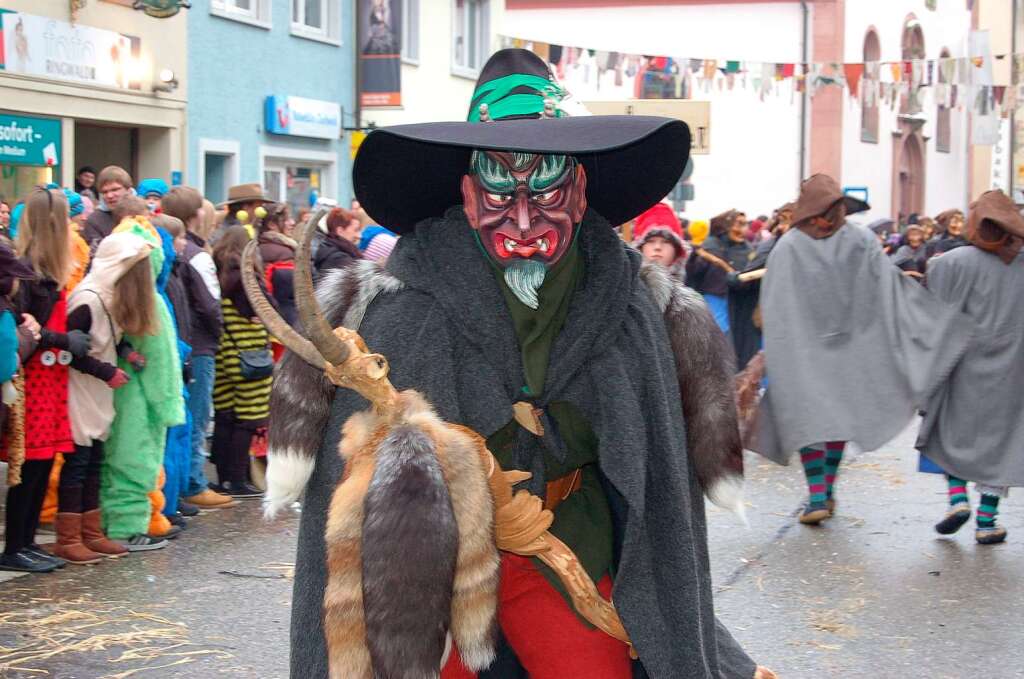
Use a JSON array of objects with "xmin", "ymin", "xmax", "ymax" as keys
[
  {"xmin": 241, "ymin": 239, "xmax": 326, "ymax": 370},
  {"xmin": 293, "ymin": 207, "xmax": 351, "ymax": 367}
]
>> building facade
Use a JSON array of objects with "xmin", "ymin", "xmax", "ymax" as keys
[
  {"xmin": 187, "ymin": 0, "xmax": 355, "ymax": 213},
  {"xmin": 0, "ymin": 0, "xmax": 188, "ymax": 202},
  {"xmin": 359, "ymin": 0, "xmax": 506, "ymax": 129},
  {"xmin": 504, "ymin": 0, "xmax": 989, "ymax": 223}
]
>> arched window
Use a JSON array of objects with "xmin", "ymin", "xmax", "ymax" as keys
[
  {"xmin": 936, "ymin": 47, "xmax": 952, "ymax": 153},
  {"xmin": 901, "ymin": 16, "xmax": 926, "ymax": 114},
  {"xmin": 861, "ymin": 29, "xmax": 881, "ymax": 143}
]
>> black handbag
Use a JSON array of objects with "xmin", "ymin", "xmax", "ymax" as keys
[{"xmin": 224, "ymin": 322, "xmax": 274, "ymax": 381}]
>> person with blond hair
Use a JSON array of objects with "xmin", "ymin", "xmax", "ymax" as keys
[{"xmin": 1, "ymin": 188, "xmax": 91, "ymax": 573}]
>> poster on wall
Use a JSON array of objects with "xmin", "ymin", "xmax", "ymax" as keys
[
  {"xmin": 0, "ymin": 10, "xmax": 142, "ymax": 90},
  {"xmin": 358, "ymin": 0, "xmax": 401, "ymax": 107}
]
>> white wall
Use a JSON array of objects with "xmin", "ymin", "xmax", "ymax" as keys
[
  {"xmin": 502, "ymin": 3, "xmax": 806, "ymax": 221},
  {"xmin": 362, "ymin": 0, "xmax": 506, "ymax": 127},
  {"xmin": 840, "ymin": 1, "xmax": 973, "ymax": 219}
]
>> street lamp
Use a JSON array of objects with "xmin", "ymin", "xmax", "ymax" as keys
[{"xmin": 153, "ymin": 68, "xmax": 179, "ymax": 93}]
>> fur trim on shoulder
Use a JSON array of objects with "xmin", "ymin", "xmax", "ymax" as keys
[
  {"xmin": 264, "ymin": 261, "xmax": 405, "ymax": 519},
  {"xmin": 654, "ymin": 267, "xmax": 746, "ymax": 516},
  {"xmin": 315, "ymin": 260, "xmax": 405, "ymax": 330}
]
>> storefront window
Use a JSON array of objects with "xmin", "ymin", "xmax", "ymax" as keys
[{"xmin": 264, "ymin": 163, "xmax": 323, "ymax": 216}]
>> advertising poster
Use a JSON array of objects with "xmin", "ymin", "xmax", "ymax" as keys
[
  {"xmin": 358, "ymin": 0, "xmax": 401, "ymax": 107},
  {"xmin": 0, "ymin": 11, "xmax": 141, "ymax": 90}
]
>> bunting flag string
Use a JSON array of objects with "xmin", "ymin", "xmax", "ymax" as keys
[{"xmin": 503, "ymin": 35, "xmax": 1024, "ymax": 120}]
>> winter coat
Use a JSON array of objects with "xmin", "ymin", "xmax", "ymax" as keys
[
  {"xmin": 312, "ymin": 232, "xmax": 362, "ymax": 279},
  {"xmin": 754, "ymin": 223, "xmax": 971, "ymax": 463},
  {"xmin": 82, "ymin": 208, "xmax": 116, "ymax": 249},
  {"xmin": 181, "ymin": 234, "xmax": 222, "ymax": 357},
  {"xmin": 67, "ymin": 232, "xmax": 153, "ymax": 446},
  {"xmin": 258, "ymin": 231, "xmax": 298, "ymax": 328},
  {"xmin": 686, "ymin": 234, "xmax": 752, "ymax": 296},
  {"xmin": 917, "ymin": 248, "xmax": 1024, "ymax": 486},
  {"xmin": 271, "ymin": 209, "xmax": 754, "ymax": 679}
]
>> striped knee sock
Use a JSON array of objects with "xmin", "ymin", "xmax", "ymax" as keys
[
  {"xmin": 947, "ymin": 476, "xmax": 969, "ymax": 507},
  {"xmin": 824, "ymin": 441, "xmax": 845, "ymax": 499},
  {"xmin": 977, "ymin": 495, "xmax": 1000, "ymax": 527},
  {"xmin": 800, "ymin": 444, "xmax": 828, "ymax": 506}
]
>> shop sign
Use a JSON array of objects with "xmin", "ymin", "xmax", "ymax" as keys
[
  {"xmin": 0, "ymin": 11, "xmax": 142, "ymax": 90},
  {"xmin": 0, "ymin": 114, "xmax": 61, "ymax": 167},
  {"xmin": 265, "ymin": 96, "xmax": 342, "ymax": 140},
  {"xmin": 583, "ymin": 100, "xmax": 711, "ymax": 154}
]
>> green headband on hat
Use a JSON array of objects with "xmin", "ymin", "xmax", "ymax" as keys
[{"xmin": 467, "ymin": 73, "xmax": 566, "ymax": 123}]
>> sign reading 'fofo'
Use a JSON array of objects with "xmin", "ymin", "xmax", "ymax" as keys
[
  {"xmin": 265, "ymin": 96, "xmax": 342, "ymax": 140},
  {"xmin": 0, "ymin": 114, "xmax": 61, "ymax": 167}
]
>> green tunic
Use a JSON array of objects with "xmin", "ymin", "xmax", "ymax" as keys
[{"xmin": 486, "ymin": 241, "xmax": 614, "ymax": 617}]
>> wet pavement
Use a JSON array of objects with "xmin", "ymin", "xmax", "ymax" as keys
[{"xmin": 1, "ymin": 420, "xmax": 1020, "ymax": 678}]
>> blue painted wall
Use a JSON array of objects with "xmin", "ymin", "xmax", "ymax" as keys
[{"xmin": 187, "ymin": 0, "xmax": 355, "ymax": 204}]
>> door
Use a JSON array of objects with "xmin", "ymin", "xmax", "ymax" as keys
[{"xmin": 263, "ymin": 164, "xmax": 285, "ymax": 203}]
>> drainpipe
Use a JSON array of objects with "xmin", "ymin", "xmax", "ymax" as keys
[
  {"xmin": 1012, "ymin": 0, "xmax": 1019, "ymax": 202},
  {"xmin": 799, "ymin": 0, "xmax": 810, "ymax": 186}
]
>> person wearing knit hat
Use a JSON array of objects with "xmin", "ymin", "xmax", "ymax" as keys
[
  {"xmin": 752, "ymin": 174, "xmax": 972, "ymax": 526},
  {"xmin": 917, "ymin": 190, "xmax": 1024, "ymax": 545},
  {"xmin": 357, "ymin": 224, "xmax": 399, "ymax": 262},
  {"xmin": 632, "ymin": 201, "xmax": 689, "ymax": 279},
  {"xmin": 137, "ymin": 178, "xmax": 170, "ymax": 214}
]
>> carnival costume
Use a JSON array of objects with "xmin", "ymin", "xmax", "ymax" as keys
[
  {"xmin": 101, "ymin": 219, "xmax": 184, "ymax": 540},
  {"xmin": 258, "ymin": 50, "xmax": 771, "ymax": 679}
]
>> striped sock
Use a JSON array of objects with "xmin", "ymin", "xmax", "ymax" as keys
[
  {"xmin": 800, "ymin": 444, "xmax": 828, "ymax": 506},
  {"xmin": 947, "ymin": 476, "xmax": 969, "ymax": 507},
  {"xmin": 824, "ymin": 441, "xmax": 845, "ymax": 499},
  {"xmin": 977, "ymin": 495, "xmax": 1000, "ymax": 528}
]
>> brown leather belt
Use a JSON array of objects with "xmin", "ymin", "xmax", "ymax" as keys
[{"xmin": 543, "ymin": 467, "xmax": 583, "ymax": 512}]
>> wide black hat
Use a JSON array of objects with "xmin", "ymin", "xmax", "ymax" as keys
[{"xmin": 353, "ymin": 49, "xmax": 691, "ymax": 233}]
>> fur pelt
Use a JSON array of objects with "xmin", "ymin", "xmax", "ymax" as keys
[
  {"xmin": 265, "ymin": 261, "xmax": 404, "ymax": 518},
  {"xmin": 323, "ymin": 391, "xmax": 498, "ymax": 679},
  {"xmin": 640, "ymin": 263, "xmax": 745, "ymax": 513}
]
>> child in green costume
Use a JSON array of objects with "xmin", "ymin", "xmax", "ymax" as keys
[{"xmin": 100, "ymin": 217, "xmax": 185, "ymax": 549}]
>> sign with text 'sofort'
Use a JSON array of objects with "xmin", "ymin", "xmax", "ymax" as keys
[{"xmin": 0, "ymin": 114, "xmax": 61, "ymax": 168}]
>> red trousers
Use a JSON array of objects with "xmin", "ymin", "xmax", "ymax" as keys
[{"xmin": 442, "ymin": 554, "xmax": 632, "ymax": 679}]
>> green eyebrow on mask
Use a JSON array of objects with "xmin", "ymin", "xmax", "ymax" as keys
[{"xmin": 470, "ymin": 152, "xmax": 571, "ymax": 194}]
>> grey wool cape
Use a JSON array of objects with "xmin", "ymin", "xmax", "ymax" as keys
[
  {"xmin": 752, "ymin": 223, "xmax": 972, "ymax": 464},
  {"xmin": 916, "ymin": 247, "xmax": 1024, "ymax": 486},
  {"xmin": 270, "ymin": 208, "xmax": 755, "ymax": 679}
]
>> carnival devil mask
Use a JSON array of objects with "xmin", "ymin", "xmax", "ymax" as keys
[{"xmin": 462, "ymin": 151, "xmax": 587, "ymax": 307}]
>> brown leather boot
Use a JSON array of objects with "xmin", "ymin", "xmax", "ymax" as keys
[
  {"xmin": 52, "ymin": 513, "xmax": 104, "ymax": 565},
  {"xmin": 81, "ymin": 510, "xmax": 128, "ymax": 558}
]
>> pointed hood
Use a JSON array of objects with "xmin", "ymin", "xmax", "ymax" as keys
[{"xmin": 75, "ymin": 232, "xmax": 154, "ymax": 297}]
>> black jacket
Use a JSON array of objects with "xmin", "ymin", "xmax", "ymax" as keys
[
  {"xmin": 82, "ymin": 209, "xmax": 116, "ymax": 250},
  {"xmin": 258, "ymin": 233, "xmax": 298, "ymax": 328},
  {"xmin": 313, "ymin": 233, "xmax": 363, "ymax": 279},
  {"xmin": 13, "ymin": 267, "xmax": 71, "ymax": 352},
  {"xmin": 180, "ymin": 238, "xmax": 222, "ymax": 357},
  {"xmin": 685, "ymin": 235, "xmax": 752, "ymax": 297}
]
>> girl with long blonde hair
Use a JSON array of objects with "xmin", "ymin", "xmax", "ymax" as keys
[{"xmin": 1, "ymin": 188, "xmax": 91, "ymax": 574}]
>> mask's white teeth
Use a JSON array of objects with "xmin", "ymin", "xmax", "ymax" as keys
[
  {"xmin": 539, "ymin": 238, "xmax": 549, "ymax": 253},
  {"xmin": 505, "ymin": 238, "xmax": 517, "ymax": 251}
]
